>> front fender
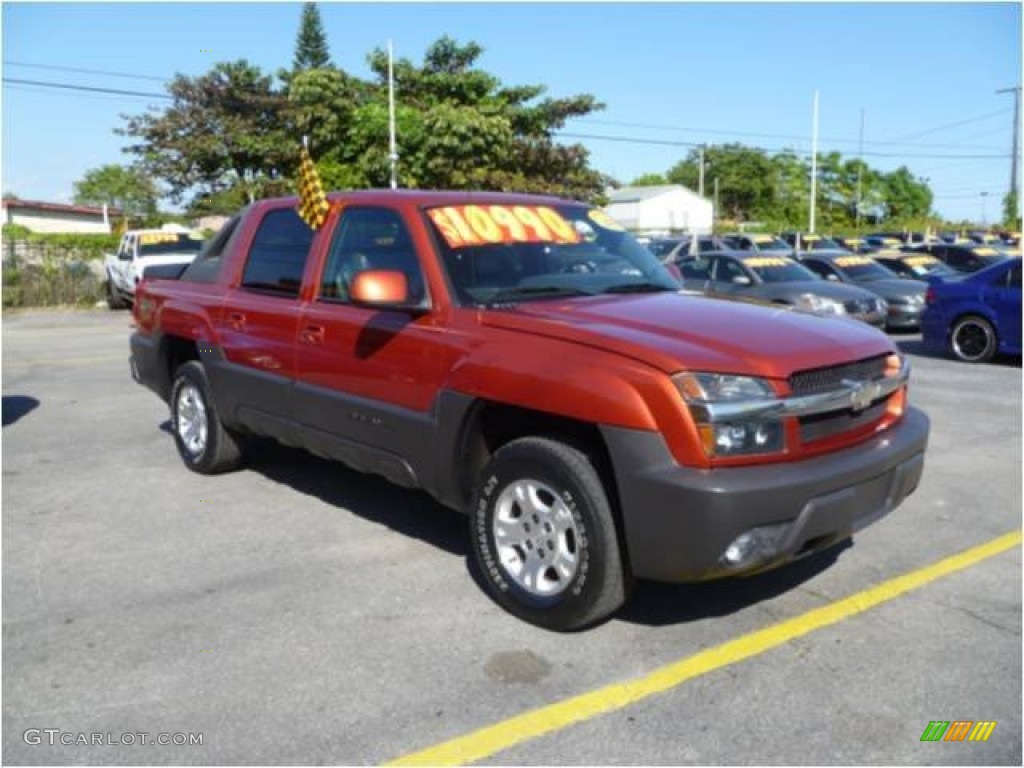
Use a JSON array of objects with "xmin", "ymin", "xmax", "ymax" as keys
[{"xmin": 444, "ymin": 336, "xmax": 706, "ymax": 468}]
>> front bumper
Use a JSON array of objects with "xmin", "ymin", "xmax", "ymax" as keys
[
  {"xmin": 885, "ymin": 303, "xmax": 924, "ymax": 329},
  {"xmin": 602, "ymin": 407, "xmax": 929, "ymax": 582}
]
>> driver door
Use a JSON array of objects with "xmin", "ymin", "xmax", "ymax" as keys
[{"xmin": 708, "ymin": 256, "xmax": 754, "ymax": 297}]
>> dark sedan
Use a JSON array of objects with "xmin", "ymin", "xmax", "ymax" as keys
[
  {"xmin": 922, "ymin": 258, "xmax": 1021, "ymax": 363},
  {"xmin": 797, "ymin": 253, "xmax": 927, "ymax": 331},
  {"xmin": 872, "ymin": 251, "xmax": 958, "ymax": 282},
  {"xmin": 676, "ymin": 251, "xmax": 887, "ymax": 327},
  {"xmin": 905, "ymin": 242, "xmax": 1009, "ymax": 273}
]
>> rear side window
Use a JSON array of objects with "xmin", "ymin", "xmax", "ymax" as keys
[
  {"xmin": 241, "ymin": 209, "xmax": 315, "ymax": 296},
  {"xmin": 182, "ymin": 216, "xmax": 240, "ymax": 284}
]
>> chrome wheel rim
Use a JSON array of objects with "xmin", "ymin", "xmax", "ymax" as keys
[
  {"xmin": 176, "ymin": 384, "xmax": 208, "ymax": 457},
  {"xmin": 492, "ymin": 479, "xmax": 580, "ymax": 598},
  {"xmin": 953, "ymin": 321, "xmax": 992, "ymax": 361}
]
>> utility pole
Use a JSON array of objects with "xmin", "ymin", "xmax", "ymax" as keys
[
  {"xmin": 855, "ymin": 108, "xmax": 865, "ymax": 232},
  {"xmin": 713, "ymin": 177, "xmax": 720, "ymax": 234},
  {"xmin": 996, "ymin": 86, "xmax": 1020, "ymax": 220},
  {"xmin": 388, "ymin": 40, "xmax": 399, "ymax": 190},
  {"xmin": 698, "ymin": 145, "xmax": 706, "ymax": 197},
  {"xmin": 809, "ymin": 90, "xmax": 819, "ymax": 234},
  {"xmin": 981, "ymin": 191, "xmax": 989, "ymax": 226}
]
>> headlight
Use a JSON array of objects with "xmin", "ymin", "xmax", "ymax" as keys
[
  {"xmin": 794, "ymin": 293, "xmax": 845, "ymax": 315},
  {"xmin": 674, "ymin": 373, "xmax": 785, "ymax": 458}
]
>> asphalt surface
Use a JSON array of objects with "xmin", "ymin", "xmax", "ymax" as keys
[{"xmin": 2, "ymin": 309, "xmax": 1021, "ymax": 765}]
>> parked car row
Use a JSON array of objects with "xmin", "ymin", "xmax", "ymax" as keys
[{"xmin": 655, "ymin": 232, "xmax": 1021, "ymax": 353}]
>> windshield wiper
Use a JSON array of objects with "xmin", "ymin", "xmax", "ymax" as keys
[
  {"xmin": 601, "ymin": 282, "xmax": 674, "ymax": 294},
  {"xmin": 484, "ymin": 285, "xmax": 594, "ymax": 306}
]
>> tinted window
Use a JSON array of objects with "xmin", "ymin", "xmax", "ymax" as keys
[
  {"xmin": 182, "ymin": 216, "xmax": 241, "ymax": 284},
  {"xmin": 714, "ymin": 258, "xmax": 749, "ymax": 283},
  {"xmin": 803, "ymin": 260, "xmax": 835, "ymax": 279},
  {"xmin": 241, "ymin": 208, "xmax": 315, "ymax": 296},
  {"xmin": 678, "ymin": 256, "xmax": 711, "ymax": 279},
  {"xmin": 320, "ymin": 207, "xmax": 426, "ymax": 304}
]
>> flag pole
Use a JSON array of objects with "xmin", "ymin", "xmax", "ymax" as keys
[{"xmin": 388, "ymin": 40, "xmax": 398, "ymax": 189}]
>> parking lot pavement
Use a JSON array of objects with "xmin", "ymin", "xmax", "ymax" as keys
[{"xmin": 2, "ymin": 309, "xmax": 1021, "ymax": 765}]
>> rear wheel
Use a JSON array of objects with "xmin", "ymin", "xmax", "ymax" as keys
[
  {"xmin": 951, "ymin": 315, "xmax": 997, "ymax": 363},
  {"xmin": 170, "ymin": 361, "xmax": 243, "ymax": 474},
  {"xmin": 469, "ymin": 437, "xmax": 629, "ymax": 631}
]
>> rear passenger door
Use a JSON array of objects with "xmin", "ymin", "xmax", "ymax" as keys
[{"xmin": 212, "ymin": 207, "xmax": 315, "ymax": 433}]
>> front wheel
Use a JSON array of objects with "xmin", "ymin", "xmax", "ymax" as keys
[
  {"xmin": 105, "ymin": 278, "xmax": 129, "ymax": 310},
  {"xmin": 469, "ymin": 437, "xmax": 629, "ymax": 631},
  {"xmin": 170, "ymin": 361, "xmax": 243, "ymax": 474},
  {"xmin": 951, "ymin": 315, "xmax": 997, "ymax": 363}
]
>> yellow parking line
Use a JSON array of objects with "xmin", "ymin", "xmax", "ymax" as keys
[{"xmin": 387, "ymin": 530, "xmax": 1022, "ymax": 766}]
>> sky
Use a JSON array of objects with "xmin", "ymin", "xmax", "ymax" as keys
[{"xmin": 1, "ymin": 1, "xmax": 1021, "ymax": 224}]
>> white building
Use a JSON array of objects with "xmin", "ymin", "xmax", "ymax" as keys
[
  {"xmin": 603, "ymin": 185, "xmax": 713, "ymax": 235},
  {"xmin": 2, "ymin": 199, "xmax": 121, "ymax": 234}
]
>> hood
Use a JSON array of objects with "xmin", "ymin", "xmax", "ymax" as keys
[
  {"xmin": 480, "ymin": 293, "xmax": 893, "ymax": 380},
  {"xmin": 755, "ymin": 280, "xmax": 880, "ymax": 303},
  {"xmin": 858, "ymin": 278, "xmax": 927, "ymax": 301}
]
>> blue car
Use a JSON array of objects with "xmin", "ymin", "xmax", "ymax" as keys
[{"xmin": 921, "ymin": 258, "xmax": 1021, "ymax": 363}]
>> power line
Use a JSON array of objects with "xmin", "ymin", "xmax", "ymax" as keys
[
  {"xmin": 576, "ymin": 117, "xmax": 1004, "ymax": 152},
  {"xmin": 884, "ymin": 108, "xmax": 1012, "ymax": 143},
  {"xmin": 2, "ymin": 77, "xmax": 171, "ymax": 99},
  {"xmin": 3, "ymin": 60, "xmax": 168, "ymax": 83},
  {"xmin": 558, "ymin": 130, "xmax": 1010, "ymax": 161}
]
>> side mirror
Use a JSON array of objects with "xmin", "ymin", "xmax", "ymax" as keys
[
  {"xmin": 732, "ymin": 275, "xmax": 752, "ymax": 286},
  {"xmin": 118, "ymin": 250, "xmax": 133, "ymax": 261},
  {"xmin": 826, "ymin": 274, "xmax": 840, "ymax": 282},
  {"xmin": 350, "ymin": 269, "xmax": 411, "ymax": 308}
]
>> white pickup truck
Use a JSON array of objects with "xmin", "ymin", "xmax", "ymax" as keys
[{"xmin": 104, "ymin": 227, "xmax": 205, "ymax": 309}]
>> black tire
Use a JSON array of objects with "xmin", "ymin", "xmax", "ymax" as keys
[
  {"xmin": 470, "ymin": 436, "xmax": 629, "ymax": 631},
  {"xmin": 169, "ymin": 361, "xmax": 243, "ymax": 474},
  {"xmin": 105, "ymin": 278, "xmax": 129, "ymax": 310},
  {"xmin": 950, "ymin": 315, "xmax": 997, "ymax": 363}
]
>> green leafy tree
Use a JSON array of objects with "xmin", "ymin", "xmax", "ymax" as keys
[
  {"xmin": 1002, "ymin": 189, "xmax": 1021, "ymax": 228},
  {"xmin": 630, "ymin": 173, "xmax": 668, "ymax": 186},
  {"xmin": 880, "ymin": 166, "xmax": 933, "ymax": 222},
  {"xmin": 119, "ymin": 60, "xmax": 293, "ymax": 209},
  {"xmin": 72, "ymin": 164, "xmax": 157, "ymax": 216},
  {"xmin": 293, "ymin": 3, "xmax": 331, "ymax": 72},
  {"xmin": 668, "ymin": 144, "xmax": 776, "ymax": 222}
]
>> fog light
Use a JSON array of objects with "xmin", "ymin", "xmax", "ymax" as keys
[{"xmin": 720, "ymin": 522, "xmax": 792, "ymax": 570}]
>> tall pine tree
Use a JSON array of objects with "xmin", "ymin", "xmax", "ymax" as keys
[{"xmin": 293, "ymin": 3, "xmax": 331, "ymax": 71}]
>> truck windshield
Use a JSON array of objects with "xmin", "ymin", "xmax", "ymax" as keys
[
  {"xmin": 138, "ymin": 233, "xmax": 204, "ymax": 256},
  {"xmin": 425, "ymin": 204, "xmax": 680, "ymax": 306}
]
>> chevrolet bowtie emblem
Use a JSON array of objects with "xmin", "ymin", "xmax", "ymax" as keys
[{"xmin": 844, "ymin": 379, "xmax": 882, "ymax": 412}]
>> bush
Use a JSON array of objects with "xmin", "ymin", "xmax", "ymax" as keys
[
  {"xmin": 2, "ymin": 254, "xmax": 104, "ymax": 308},
  {"xmin": 1, "ymin": 226, "xmax": 120, "ymax": 260}
]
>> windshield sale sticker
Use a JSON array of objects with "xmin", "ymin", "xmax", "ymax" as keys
[
  {"xmin": 139, "ymin": 233, "xmax": 186, "ymax": 245},
  {"xmin": 743, "ymin": 257, "xmax": 789, "ymax": 268},
  {"xmin": 428, "ymin": 205, "xmax": 581, "ymax": 248},
  {"xmin": 835, "ymin": 256, "xmax": 873, "ymax": 267},
  {"xmin": 587, "ymin": 209, "xmax": 626, "ymax": 231}
]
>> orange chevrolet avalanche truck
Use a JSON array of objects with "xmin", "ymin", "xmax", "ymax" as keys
[{"xmin": 130, "ymin": 191, "xmax": 929, "ymax": 630}]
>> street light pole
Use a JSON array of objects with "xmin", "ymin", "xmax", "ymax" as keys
[{"xmin": 981, "ymin": 191, "xmax": 989, "ymax": 227}]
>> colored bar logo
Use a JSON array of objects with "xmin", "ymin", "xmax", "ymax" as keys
[{"xmin": 920, "ymin": 721, "xmax": 997, "ymax": 742}]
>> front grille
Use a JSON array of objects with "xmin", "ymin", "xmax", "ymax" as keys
[
  {"xmin": 799, "ymin": 400, "xmax": 887, "ymax": 443},
  {"xmin": 788, "ymin": 355, "xmax": 887, "ymax": 396}
]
